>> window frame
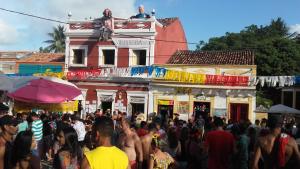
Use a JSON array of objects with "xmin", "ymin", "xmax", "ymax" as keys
[
  {"xmin": 129, "ymin": 48, "xmax": 149, "ymax": 66},
  {"xmin": 98, "ymin": 46, "xmax": 117, "ymax": 67},
  {"xmin": 69, "ymin": 45, "xmax": 88, "ymax": 67}
]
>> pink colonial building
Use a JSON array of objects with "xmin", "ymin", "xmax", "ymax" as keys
[{"xmin": 65, "ymin": 9, "xmax": 187, "ymax": 117}]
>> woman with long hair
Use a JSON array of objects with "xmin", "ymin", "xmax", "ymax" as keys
[
  {"xmin": 53, "ymin": 127, "xmax": 83, "ymax": 169},
  {"xmin": 11, "ymin": 130, "xmax": 40, "ymax": 169},
  {"xmin": 148, "ymin": 134, "xmax": 175, "ymax": 169}
]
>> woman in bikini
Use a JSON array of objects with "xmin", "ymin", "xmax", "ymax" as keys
[{"xmin": 148, "ymin": 134, "xmax": 175, "ymax": 169}]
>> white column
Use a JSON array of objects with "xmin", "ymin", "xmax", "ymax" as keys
[
  {"xmin": 148, "ymin": 91, "xmax": 154, "ymax": 117},
  {"xmin": 65, "ymin": 37, "xmax": 70, "ymax": 72},
  {"xmin": 127, "ymin": 95, "xmax": 131, "ymax": 117},
  {"xmin": 149, "ymin": 40, "xmax": 155, "ymax": 65},
  {"xmin": 144, "ymin": 94, "xmax": 148, "ymax": 119},
  {"xmin": 80, "ymin": 89, "xmax": 88, "ymax": 119}
]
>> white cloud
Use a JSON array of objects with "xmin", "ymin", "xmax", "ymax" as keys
[
  {"xmin": 0, "ymin": 19, "xmax": 19, "ymax": 45},
  {"xmin": 289, "ymin": 24, "xmax": 300, "ymax": 34},
  {"xmin": 48, "ymin": 0, "xmax": 137, "ymax": 20},
  {"xmin": 0, "ymin": 0, "xmax": 139, "ymax": 50}
]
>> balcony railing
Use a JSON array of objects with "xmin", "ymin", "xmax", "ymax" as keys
[{"xmin": 68, "ymin": 18, "xmax": 155, "ymax": 31}]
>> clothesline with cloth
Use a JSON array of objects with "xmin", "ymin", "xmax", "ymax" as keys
[{"xmin": 250, "ymin": 76, "xmax": 296, "ymax": 87}]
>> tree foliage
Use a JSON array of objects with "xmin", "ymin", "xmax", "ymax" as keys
[
  {"xmin": 43, "ymin": 25, "xmax": 66, "ymax": 53},
  {"xmin": 197, "ymin": 18, "xmax": 300, "ymax": 76}
]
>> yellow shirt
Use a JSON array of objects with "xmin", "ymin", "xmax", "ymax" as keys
[{"xmin": 85, "ymin": 146, "xmax": 128, "ymax": 169}]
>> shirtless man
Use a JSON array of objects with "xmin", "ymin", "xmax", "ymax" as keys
[
  {"xmin": 252, "ymin": 116, "xmax": 300, "ymax": 169},
  {"xmin": 119, "ymin": 118, "xmax": 143, "ymax": 169},
  {"xmin": 0, "ymin": 115, "xmax": 18, "ymax": 169},
  {"xmin": 141, "ymin": 123, "xmax": 157, "ymax": 169}
]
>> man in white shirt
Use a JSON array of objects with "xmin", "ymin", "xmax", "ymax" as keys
[{"xmin": 71, "ymin": 114, "xmax": 86, "ymax": 146}]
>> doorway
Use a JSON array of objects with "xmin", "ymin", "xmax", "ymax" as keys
[
  {"xmin": 193, "ymin": 102, "xmax": 210, "ymax": 120},
  {"xmin": 131, "ymin": 103, "xmax": 145, "ymax": 116},
  {"xmin": 230, "ymin": 103, "xmax": 249, "ymax": 122},
  {"xmin": 158, "ymin": 105, "xmax": 173, "ymax": 124},
  {"xmin": 101, "ymin": 101, "xmax": 112, "ymax": 113}
]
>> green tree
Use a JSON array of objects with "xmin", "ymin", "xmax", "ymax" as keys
[
  {"xmin": 39, "ymin": 47, "xmax": 50, "ymax": 53},
  {"xmin": 197, "ymin": 18, "xmax": 300, "ymax": 105},
  {"xmin": 44, "ymin": 25, "xmax": 66, "ymax": 53},
  {"xmin": 198, "ymin": 18, "xmax": 300, "ymax": 75}
]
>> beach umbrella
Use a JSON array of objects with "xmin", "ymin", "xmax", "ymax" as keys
[{"xmin": 7, "ymin": 78, "xmax": 82, "ymax": 103}]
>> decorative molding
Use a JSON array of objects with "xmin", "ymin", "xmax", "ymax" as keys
[
  {"xmin": 130, "ymin": 96, "xmax": 145, "ymax": 103},
  {"xmin": 112, "ymin": 38, "xmax": 153, "ymax": 48}
]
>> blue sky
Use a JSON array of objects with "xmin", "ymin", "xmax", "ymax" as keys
[{"xmin": 0, "ymin": 0, "xmax": 299, "ymax": 51}]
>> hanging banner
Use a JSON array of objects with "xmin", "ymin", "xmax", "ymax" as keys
[
  {"xmin": 164, "ymin": 70, "xmax": 207, "ymax": 84},
  {"xmin": 158, "ymin": 100, "xmax": 174, "ymax": 105},
  {"xmin": 67, "ymin": 67, "xmax": 131, "ymax": 80},
  {"xmin": 205, "ymin": 75, "xmax": 249, "ymax": 86},
  {"xmin": 33, "ymin": 69, "xmax": 65, "ymax": 79}
]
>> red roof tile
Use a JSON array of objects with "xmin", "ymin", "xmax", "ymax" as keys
[
  {"xmin": 157, "ymin": 17, "xmax": 178, "ymax": 26},
  {"xmin": 18, "ymin": 53, "xmax": 65, "ymax": 63},
  {"xmin": 167, "ymin": 50, "xmax": 255, "ymax": 65}
]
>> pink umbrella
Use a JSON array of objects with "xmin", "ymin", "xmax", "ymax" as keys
[{"xmin": 7, "ymin": 78, "xmax": 82, "ymax": 103}]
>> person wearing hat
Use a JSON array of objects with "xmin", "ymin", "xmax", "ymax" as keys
[
  {"xmin": 0, "ymin": 115, "xmax": 18, "ymax": 169},
  {"xmin": 251, "ymin": 116, "xmax": 300, "ymax": 169}
]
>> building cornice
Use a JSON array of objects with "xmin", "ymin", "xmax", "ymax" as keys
[{"xmin": 150, "ymin": 82, "xmax": 256, "ymax": 90}]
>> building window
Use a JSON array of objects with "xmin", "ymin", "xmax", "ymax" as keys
[
  {"xmin": 72, "ymin": 49, "xmax": 84, "ymax": 64},
  {"xmin": 70, "ymin": 46, "xmax": 88, "ymax": 67},
  {"xmin": 99, "ymin": 47, "xmax": 117, "ymax": 67},
  {"xmin": 103, "ymin": 50, "xmax": 115, "ymax": 65},
  {"xmin": 130, "ymin": 49, "xmax": 147, "ymax": 66}
]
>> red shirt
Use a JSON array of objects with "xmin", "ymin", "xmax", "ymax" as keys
[
  {"xmin": 205, "ymin": 130, "xmax": 235, "ymax": 169},
  {"xmin": 137, "ymin": 128, "xmax": 148, "ymax": 137}
]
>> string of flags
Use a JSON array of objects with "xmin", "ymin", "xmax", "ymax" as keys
[{"xmin": 5, "ymin": 66, "xmax": 300, "ymax": 87}]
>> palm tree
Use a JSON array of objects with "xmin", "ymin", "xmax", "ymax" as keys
[{"xmin": 44, "ymin": 25, "xmax": 66, "ymax": 53}]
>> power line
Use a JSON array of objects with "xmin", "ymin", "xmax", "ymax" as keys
[
  {"xmin": 0, "ymin": 7, "xmax": 68, "ymax": 24},
  {"xmin": 1, "ymin": 7, "xmax": 295, "ymax": 50},
  {"xmin": 0, "ymin": 7, "xmax": 197, "ymax": 44}
]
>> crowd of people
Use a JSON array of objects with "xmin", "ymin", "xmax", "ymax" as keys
[{"xmin": 0, "ymin": 106, "xmax": 300, "ymax": 169}]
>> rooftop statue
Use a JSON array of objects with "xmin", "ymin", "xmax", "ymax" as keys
[{"xmin": 97, "ymin": 8, "xmax": 113, "ymax": 41}]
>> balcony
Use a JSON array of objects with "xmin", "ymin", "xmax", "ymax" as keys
[{"xmin": 66, "ymin": 18, "xmax": 157, "ymax": 37}]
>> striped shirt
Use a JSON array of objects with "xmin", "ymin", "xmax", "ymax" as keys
[{"xmin": 32, "ymin": 119, "xmax": 43, "ymax": 141}]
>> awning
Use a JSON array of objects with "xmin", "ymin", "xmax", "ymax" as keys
[{"xmin": 267, "ymin": 104, "xmax": 300, "ymax": 114}]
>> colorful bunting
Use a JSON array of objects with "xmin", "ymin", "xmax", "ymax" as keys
[{"xmin": 64, "ymin": 66, "xmax": 300, "ymax": 87}]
